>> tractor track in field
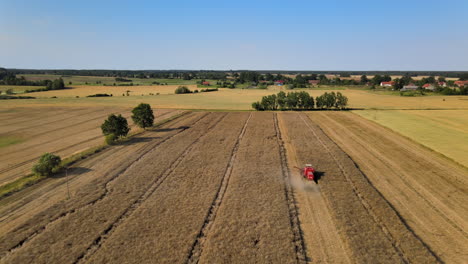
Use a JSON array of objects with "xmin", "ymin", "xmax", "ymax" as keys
[
  {"xmin": 185, "ymin": 112, "xmax": 252, "ymax": 264},
  {"xmin": 0, "ymin": 110, "xmax": 177, "ymax": 181},
  {"xmin": 273, "ymin": 113, "xmax": 308, "ymax": 264},
  {"xmin": 74, "ymin": 113, "xmax": 229, "ymax": 264},
  {"xmin": 0, "ymin": 112, "xmax": 206, "ymax": 259},
  {"xmin": 317, "ymin": 113, "xmax": 468, "ymax": 239},
  {"xmin": 298, "ymin": 113, "xmax": 411, "ymax": 263}
]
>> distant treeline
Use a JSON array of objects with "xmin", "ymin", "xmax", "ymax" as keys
[
  {"xmin": 0, "ymin": 69, "xmax": 66, "ymax": 91},
  {"xmin": 3, "ymin": 67, "xmax": 468, "ymax": 79},
  {"xmin": 2, "ymin": 68, "xmax": 227, "ymax": 80}
]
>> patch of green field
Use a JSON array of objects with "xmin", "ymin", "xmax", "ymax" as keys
[
  {"xmin": 0, "ymin": 136, "xmax": 24, "ymax": 148},
  {"xmin": 355, "ymin": 110, "xmax": 468, "ymax": 167}
]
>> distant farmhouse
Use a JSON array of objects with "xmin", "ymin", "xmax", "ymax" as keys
[
  {"xmin": 202, "ymin": 81, "xmax": 210, "ymax": 86},
  {"xmin": 308, "ymin": 80, "xmax": 320, "ymax": 86},
  {"xmin": 380, "ymin": 81, "xmax": 395, "ymax": 87},
  {"xmin": 455, "ymin": 80, "xmax": 468, "ymax": 87},
  {"xmin": 438, "ymin": 81, "xmax": 447, "ymax": 87},
  {"xmin": 422, "ymin": 84, "xmax": 435, "ymax": 91},
  {"xmin": 275, "ymin": 80, "xmax": 284, "ymax": 86},
  {"xmin": 400, "ymin": 85, "xmax": 419, "ymax": 91}
]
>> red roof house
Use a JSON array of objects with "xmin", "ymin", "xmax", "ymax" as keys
[
  {"xmin": 380, "ymin": 81, "xmax": 395, "ymax": 87},
  {"xmin": 423, "ymin": 83, "xmax": 435, "ymax": 90},
  {"xmin": 202, "ymin": 81, "xmax": 210, "ymax": 86},
  {"xmin": 455, "ymin": 80, "xmax": 468, "ymax": 87},
  {"xmin": 308, "ymin": 80, "xmax": 320, "ymax": 85},
  {"xmin": 274, "ymin": 80, "xmax": 284, "ymax": 86},
  {"xmin": 438, "ymin": 81, "xmax": 447, "ymax": 87}
]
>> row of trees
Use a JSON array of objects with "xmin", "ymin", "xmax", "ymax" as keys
[
  {"xmin": 252, "ymin": 91, "xmax": 348, "ymax": 111},
  {"xmin": 174, "ymin": 86, "xmax": 218, "ymax": 94}
]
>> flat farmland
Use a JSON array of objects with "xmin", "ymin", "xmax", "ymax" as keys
[
  {"xmin": 0, "ymin": 111, "xmax": 461, "ymax": 263},
  {"xmin": 355, "ymin": 109, "xmax": 468, "ymax": 167},
  {"xmin": 309, "ymin": 112, "xmax": 468, "ymax": 263},
  {"xmin": 3, "ymin": 88, "xmax": 468, "ymax": 111},
  {"xmin": 21, "ymin": 85, "xmax": 198, "ymax": 98},
  {"xmin": 0, "ymin": 107, "xmax": 182, "ymax": 184}
]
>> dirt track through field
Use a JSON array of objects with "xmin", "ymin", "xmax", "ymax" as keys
[
  {"xmin": 186, "ymin": 112, "xmax": 252, "ymax": 263},
  {"xmin": 310, "ymin": 111, "xmax": 468, "ymax": 263},
  {"xmin": 277, "ymin": 114, "xmax": 351, "ymax": 264},
  {"xmin": 280, "ymin": 112, "xmax": 438, "ymax": 263},
  {"xmin": 197, "ymin": 112, "xmax": 300, "ymax": 263}
]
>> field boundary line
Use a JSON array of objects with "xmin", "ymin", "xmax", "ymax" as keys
[
  {"xmin": 298, "ymin": 113, "xmax": 411, "ymax": 263},
  {"xmin": 274, "ymin": 113, "xmax": 308, "ymax": 264},
  {"xmin": 1, "ymin": 111, "xmax": 206, "ymax": 259},
  {"xmin": 74, "ymin": 113, "xmax": 229, "ymax": 263},
  {"xmin": 185, "ymin": 112, "xmax": 252, "ymax": 264}
]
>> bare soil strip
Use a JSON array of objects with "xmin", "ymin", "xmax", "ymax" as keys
[
  {"xmin": 0, "ymin": 112, "xmax": 213, "ymax": 262},
  {"xmin": 86, "ymin": 113, "xmax": 250, "ymax": 263},
  {"xmin": 186, "ymin": 113, "xmax": 252, "ymax": 264},
  {"xmin": 197, "ymin": 112, "xmax": 298, "ymax": 263},
  {"xmin": 310, "ymin": 111, "xmax": 468, "ymax": 263},
  {"xmin": 277, "ymin": 113, "xmax": 351, "ymax": 264},
  {"xmin": 281, "ymin": 112, "xmax": 438, "ymax": 263}
]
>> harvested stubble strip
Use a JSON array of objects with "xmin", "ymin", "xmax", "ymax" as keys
[
  {"xmin": 198, "ymin": 112, "xmax": 298, "ymax": 263},
  {"xmin": 309, "ymin": 111, "xmax": 465, "ymax": 263},
  {"xmin": 86, "ymin": 113, "xmax": 250, "ymax": 263},
  {"xmin": 0, "ymin": 112, "xmax": 221, "ymax": 263},
  {"xmin": 0, "ymin": 110, "xmax": 186, "ymax": 237},
  {"xmin": 280, "ymin": 112, "xmax": 438, "ymax": 263}
]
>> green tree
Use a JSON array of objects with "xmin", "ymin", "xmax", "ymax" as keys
[
  {"xmin": 101, "ymin": 114, "xmax": 130, "ymax": 138},
  {"xmin": 32, "ymin": 153, "xmax": 61, "ymax": 176},
  {"xmin": 316, "ymin": 95, "xmax": 324, "ymax": 109},
  {"xmin": 458, "ymin": 73, "xmax": 468, "ymax": 81},
  {"xmin": 175, "ymin": 86, "xmax": 192, "ymax": 94},
  {"xmin": 360, "ymin": 75, "xmax": 369, "ymax": 84},
  {"xmin": 297, "ymin": 91, "xmax": 314, "ymax": 109},
  {"xmin": 336, "ymin": 92, "xmax": 348, "ymax": 109},
  {"xmin": 372, "ymin": 75, "xmax": 383, "ymax": 85},
  {"xmin": 131, "ymin": 103, "xmax": 154, "ymax": 129},
  {"xmin": 252, "ymin": 101, "xmax": 264, "ymax": 111},
  {"xmin": 277, "ymin": 91, "xmax": 287, "ymax": 110}
]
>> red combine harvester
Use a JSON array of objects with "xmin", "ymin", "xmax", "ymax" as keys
[{"xmin": 302, "ymin": 164, "xmax": 315, "ymax": 181}]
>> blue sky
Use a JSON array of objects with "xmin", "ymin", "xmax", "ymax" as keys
[{"xmin": 1, "ymin": 0, "xmax": 467, "ymax": 70}]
